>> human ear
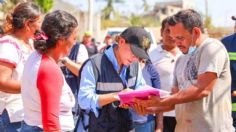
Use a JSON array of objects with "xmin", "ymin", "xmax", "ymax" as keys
[
  {"xmin": 119, "ymin": 37, "xmax": 126, "ymax": 45},
  {"xmin": 24, "ymin": 20, "xmax": 31, "ymax": 31},
  {"xmin": 56, "ymin": 39, "xmax": 66, "ymax": 48},
  {"xmin": 192, "ymin": 27, "xmax": 201, "ymax": 38}
]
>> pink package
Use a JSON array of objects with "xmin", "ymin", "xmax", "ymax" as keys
[{"xmin": 118, "ymin": 88, "xmax": 160, "ymax": 105}]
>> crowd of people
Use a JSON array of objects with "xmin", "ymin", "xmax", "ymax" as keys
[{"xmin": 0, "ymin": 1, "xmax": 235, "ymax": 132}]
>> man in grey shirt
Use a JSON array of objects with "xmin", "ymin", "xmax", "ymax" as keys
[{"xmin": 133, "ymin": 9, "xmax": 234, "ymax": 132}]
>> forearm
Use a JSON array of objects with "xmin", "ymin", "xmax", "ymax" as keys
[
  {"xmin": 98, "ymin": 92, "xmax": 119, "ymax": 107},
  {"xmin": 152, "ymin": 105, "xmax": 175, "ymax": 113},
  {"xmin": 64, "ymin": 59, "xmax": 82, "ymax": 76},
  {"xmin": 0, "ymin": 80, "xmax": 20, "ymax": 93},
  {"xmin": 156, "ymin": 113, "xmax": 163, "ymax": 129},
  {"xmin": 160, "ymin": 85, "xmax": 207, "ymax": 106},
  {"xmin": 161, "ymin": 72, "xmax": 217, "ymax": 106},
  {"xmin": 0, "ymin": 63, "xmax": 20, "ymax": 93},
  {"xmin": 79, "ymin": 91, "xmax": 119, "ymax": 109}
]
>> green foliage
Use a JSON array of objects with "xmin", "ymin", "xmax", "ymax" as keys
[
  {"xmin": 204, "ymin": 15, "xmax": 213, "ymax": 29},
  {"xmin": 0, "ymin": 0, "xmax": 19, "ymax": 13},
  {"xmin": 129, "ymin": 15, "xmax": 160, "ymax": 27},
  {"xmin": 101, "ymin": 0, "xmax": 159, "ymax": 28},
  {"xmin": 102, "ymin": 0, "xmax": 114, "ymax": 20},
  {"xmin": 101, "ymin": 0, "xmax": 124, "ymax": 20},
  {"xmin": 101, "ymin": 18, "xmax": 128, "ymax": 29},
  {"xmin": 130, "ymin": 15, "xmax": 142, "ymax": 26},
  {"xmin": 101, "ymin": 14, "xmax": 161, "ymax": 29},
  {"xmin": 35, "ymin": 0, "xmax": 53, "ymax": 13},
  {"xmin": 142, "ymin": 0, "xmax": 149, "ymax": 12}
]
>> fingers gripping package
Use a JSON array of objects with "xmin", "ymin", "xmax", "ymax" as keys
[{"xmin": 118, "ymin": 85, "xmax": 170, "ymax": 105}]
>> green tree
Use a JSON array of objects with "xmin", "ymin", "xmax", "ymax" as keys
[
  {"xmin": 142, "ymin": 0, "xmax": 149, "ymax": 12},
  {"xmin": 204, "ymin": 15, "xmax": 213, "ymax": 29},
  {"xmin": 129, "ymin": 14, "xmax": 160, "ymax": 27},
  {"xmin": 102, "ymin": 0, "xmax": 113, "ymax": 19},
  {"xmin": 101, "ymin": 0, "xmax": 123, "ymax": 20},
  {"xmin": 0, "ymin": 0, "xmax": 23, "ymax": 13},
  {"xmin": 130, "ymin": 14, "xmax": 142, "ymax": 26},
  {"xmin": 35, "ymin": 0, "xmax": 53, "ymax": 13}
]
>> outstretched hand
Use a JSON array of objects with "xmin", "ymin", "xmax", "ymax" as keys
[
  {"xmin": 134, "ymin": 95, "xmax": 161, "ymax": 107},
  {"xmin": 171, "ymin": 87, "xmax": 180, "ymax": 94},
  {"xmin": 130, "ymin": 95, "xmax": 161, "ymax": 115}
]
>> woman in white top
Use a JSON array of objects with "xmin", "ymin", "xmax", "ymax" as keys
[
  {"xmin": 21, "ymin": 10, "xmax": 78, "ymax": 132},
  {"xmin": 0, "ymin": 2, "xmax": 41, "ymax": 132}
]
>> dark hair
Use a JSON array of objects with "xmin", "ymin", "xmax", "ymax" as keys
[
  {"xmin": 161, "ymin": 16, "xmax": 170, "ymax": 33},
  {"xmin": 34, "ymin": 10, "xmax": 78, "ymax": 53},
  {"xmin": 168, "ymin": 9, "xmax": 204, "ymax": 33},
  {"xmin": 4, "ymin": 2, "xmax": 41, "ymax": 33}
]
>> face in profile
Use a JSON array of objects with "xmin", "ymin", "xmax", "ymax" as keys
[
  {"xmin": 27, "ymin": 16, "xmax": 42, "ymax": 38},
  {"xmin": 83, "ymin": 35, "xmax": 92, "ymax": 44},
  {"xmin": 161, "ymin": 23, "xmax": 175, "ymax": 47},
  {"xmin": 105, "ymin": 38, "xmax": 112, "ymax": 46},
  {"xmin": 105, "ymin": 35, "xmax": 113, "ymax": 46},
  {"xmin": 61, "ymin": 28, "xmax": 79, "ymax": 56},
  {"xmin": 169, "ymin": 23, "xmax": 192, "ymax": 54},
  {"xmin": 118, "ymin": 40, "xmax": 138, "ymax": 66}
]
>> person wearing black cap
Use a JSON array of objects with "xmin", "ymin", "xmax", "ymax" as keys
[
  {"xmin": 76, "ymin": 27, "xmax": 149, "ymax": 132},
  {"xmin": 221, "ymin": 15, "xmax": 236, "ymax": 130}
]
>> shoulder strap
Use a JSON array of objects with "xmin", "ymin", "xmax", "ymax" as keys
[
  {"xmin": 126, "ymin": 61, "xmax": 139, "ymax": 89},
  {"xmin": 133, "ymin": 62, "xmax": 139, "ymax": 89},
  {"xmin": 76, "ymin": 53, "xmax": 103, "ymax": 95},
  {"xmin": 62, "ymin": 43, "xmax": 80, "ymax": 77},
  {"xmin": 89, "ymin": 53, "xmax": 105, "ymax": 91},
  {"xmin": 68, "ymin": 42, "xmax": 80, "ymax": 61},
  {"xmin": 77, "ymin": 59, "xmax": 91, "ymax": 92},
  {"xmin": 74, "ymin": 54, "xmax": 102, "ymax": 132}
]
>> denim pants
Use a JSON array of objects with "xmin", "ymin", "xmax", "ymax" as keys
[
  {"xmin": 133, "ymin": 120, "xmax": 155, "ymax": 132},
  {"xmin": 20, "ymin": 121, "xmax": 43, "ymax": 132},
  {"xmin": 0, "ymin": 109, "xmax": 21, "ymax": 132}
]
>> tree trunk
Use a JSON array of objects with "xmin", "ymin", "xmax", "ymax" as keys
[{"xmin": 88, "ymin": 0, "xmax": 93, "ymax": 32}]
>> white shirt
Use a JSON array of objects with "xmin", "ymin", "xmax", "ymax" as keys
[
  {"xmin": 149, "ymin": 44, "xmax": 182, "ymax": 117},
  {"xmin": 22, "ymin": 52, "xmax": 75, "ymax": 131},
  {"xmin": 0, "ymin": 35, "xmax": 33, "ymax": 122},
  {"xmin": 59, "ymin": 44, "xmax": 89, "ymax": 67},
  {"xmin": 76, "ymin": 44, "xmax": 89, "ymax": 63}
]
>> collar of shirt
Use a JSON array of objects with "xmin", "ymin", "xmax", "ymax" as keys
[
  {"xmin": 104, "ymin": 44, "xmax": 128, "ymax": 85},
  {"xmin": 157, "ymin": 44, "xmax": 182, "ymax": 59}
]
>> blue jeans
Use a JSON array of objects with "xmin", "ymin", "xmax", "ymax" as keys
[
  {"xmin": 133, "ymin": 120, "xmax": 155, "ymax": 132},
  {"xmin": 0, "ymin": 109, "xmax": 21, "ymax": 132},
  {"xmin": 20, "ymin": 121, "xmax": 43, "ymax": 132}
]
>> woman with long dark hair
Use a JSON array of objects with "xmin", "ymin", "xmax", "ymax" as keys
[
  {"xmin": 0, "ymin": 2, "xmax": 41, "ymax": 131},
  {"xmin": 21, "ymin": 10, "xmax": 79, "ymax": 132}
]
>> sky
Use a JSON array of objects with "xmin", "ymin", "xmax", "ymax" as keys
[{"xmin": 63, "ymin": 0, "xmax": 236, "ymax": 27}]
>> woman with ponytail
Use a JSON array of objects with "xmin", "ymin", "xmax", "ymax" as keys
[
  {"xmin": 0, "ymin": 2, "xmax": 41, "ymax": 132},
  {"xmin": 21, "ymin": 10, "xmax": 79, "ymax": 132}
]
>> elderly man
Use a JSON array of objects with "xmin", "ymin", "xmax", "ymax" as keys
[{"xmin": 134, "ymin": 9, "xmax": 234, "ymax": 132}]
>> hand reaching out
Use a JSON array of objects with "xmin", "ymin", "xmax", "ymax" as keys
[{"xmin": 171, "ymin": 87, "xmax": 179, "ymax": 94}]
